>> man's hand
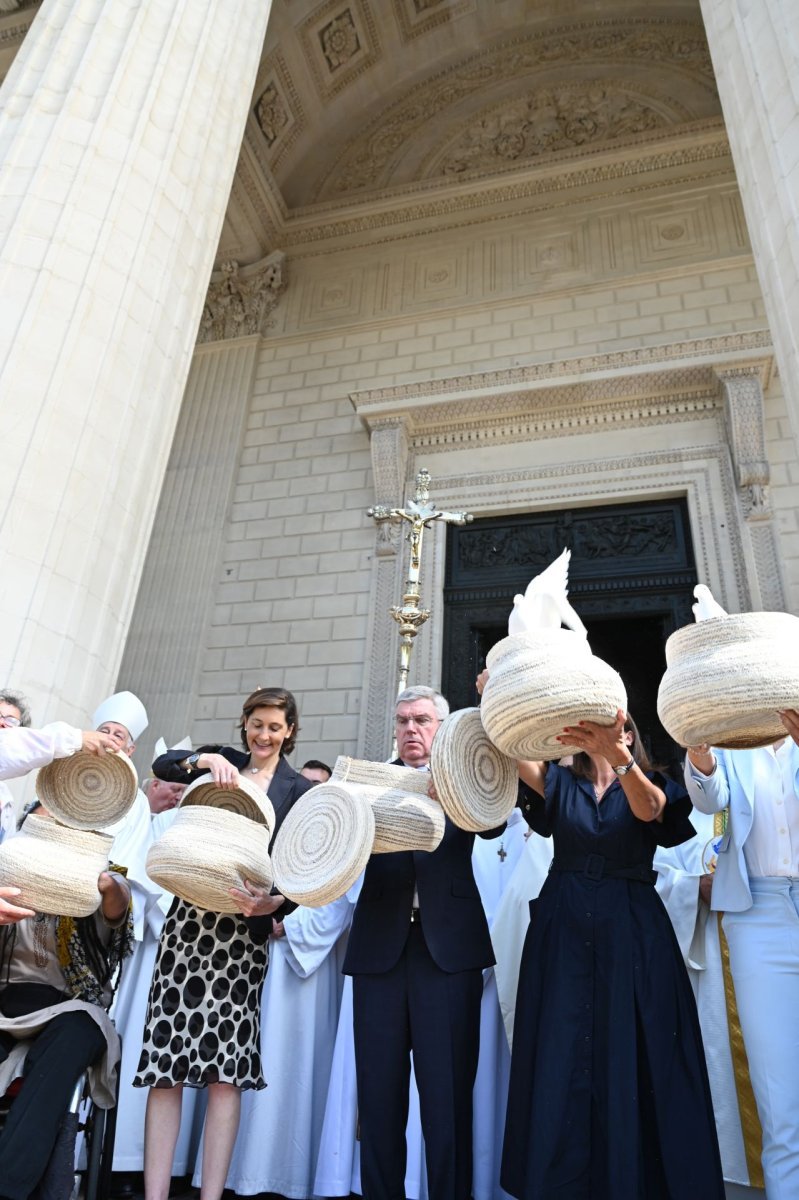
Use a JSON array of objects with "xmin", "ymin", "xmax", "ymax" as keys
[
  {"xmin": 98, "ymin": 871, "xmax": 130, "ymax": 923},
  {"xmin": 0, "ymin": 886, "xmax": 34, "ymax": 925},
  {"xmin": 81, "ymin": 731, "xmax": 119, "ymax": 755},
  {"xmin": 698, "ymin": 874, "xmax": 713, "ymax": 907},
  {"xmin": 271, "ymin": 920, "xmax": 286, "ymax": 940},
  {"xmin": 229, "ymin": 879, "xmax": 285, "ymax": 918}
]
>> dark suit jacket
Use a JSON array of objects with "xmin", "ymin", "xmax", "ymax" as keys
[
  {"xmin": 153, "ymin": 745, "xmax": 313, "ymax": 927},
  {"xmin": 343, "ymin": 760, "xmax": 503, "ymax": 975}
]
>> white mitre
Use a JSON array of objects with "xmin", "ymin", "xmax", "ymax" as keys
[
  {"xmin": 507, "ymin": 548, "xmax": 588, "ymax": 638},
  {"xmin": 153, "ymin": 735, "xmax": 192, "ymax": 759},
  {"xmin": 92, "ymin": 690, "xmax": 149, "ymax": 741}
]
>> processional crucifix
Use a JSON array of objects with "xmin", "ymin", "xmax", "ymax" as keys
[{"xmin": 367, "ymin": 468, "xmax": 473, "ymax": 698}]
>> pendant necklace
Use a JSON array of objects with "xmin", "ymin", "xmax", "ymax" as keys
[{"xmin": 497, "ymin": 841, "xmax": 507, "ymax": 862}]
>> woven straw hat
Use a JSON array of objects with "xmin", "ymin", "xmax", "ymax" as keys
[
  {"xmin": 657, "ymin": 611, "xmax": 799, "ymax": 749},
  {"xmin": 179, "ymin": 774, "xmax": 275, "ymax": 835},
  {"xmin": 430, "ymin": 708, "xmax": 518, "ymax": 831},
  {"xmin": 271, "ymin": 783, "xmax": 375, "ymax": 908},
  {"xmin": 480, "ymin": 629, "xmax": 627, "ymax": 760},
  {"xmin": 36, "ymin": 750, "xmax": 138, "ymax": 831},
  {"xmin": 0, "ymin": 812, "xmax": 112, "ymax": 917},
  {"xmin": 146, "ymin": 806, "xmax": 273, "ymax": 913}
]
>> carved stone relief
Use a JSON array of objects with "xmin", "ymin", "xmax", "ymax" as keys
[
  {"xmin": 199, "ymin": 252, "xmax": 286, "ymax": 344},
  {"xmin": 299, "ymin": 0, "xmax": 380, "ymax": 100},
  {"xmin": 251, "ymin": 52, "xmax": 305, "ymax": 169},
  {"xmin": 432, "ymin": 82, "xmax": 679, "ymax": 179},
  {"xmin": 314, "ymin": 19, "xmax": 718, "ymax": 199},
  {"xmin": 391, "ymin": 0, "xmax": 475, "ymax": 44}
]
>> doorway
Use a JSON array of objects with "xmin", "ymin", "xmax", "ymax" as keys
[{"xmin": 441, "ymin": 498, "xmax": 697, "ymax": 768}]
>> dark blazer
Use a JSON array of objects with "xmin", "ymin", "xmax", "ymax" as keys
[
  {"xmin": 343, "ymin": 803, "xmax": 502, "ymax": 976},
  {"xmin": 153, "ymin": 745, "xmax": 313, "ymax": 927}
]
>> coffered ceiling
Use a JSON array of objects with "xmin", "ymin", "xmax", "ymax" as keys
[{"xmin": 218, "ymin": 0, "xmax": 724, "ymax": 261}]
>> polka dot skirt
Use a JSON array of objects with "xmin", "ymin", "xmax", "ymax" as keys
[{"xmin": 133, "ymin": 900, "xmax": 267, "ymax": 1091}]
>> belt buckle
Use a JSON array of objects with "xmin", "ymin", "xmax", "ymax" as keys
[{"xmin": 584, "ymin": 853, "xmax": 605, "ymax": 881}]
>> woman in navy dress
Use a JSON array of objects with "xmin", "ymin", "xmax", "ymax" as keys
[{"xmin": 498, "ymin": 703, "xmax": 725, "ymax": 1200}]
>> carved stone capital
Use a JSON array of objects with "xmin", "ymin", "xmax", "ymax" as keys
[
  {"xmin": 717, "ymin": 366, "xmax": 770, "ymax": 518},
  {"xmin": 199, "ymin": 250, "xmax": 286, "ymax": 344}
]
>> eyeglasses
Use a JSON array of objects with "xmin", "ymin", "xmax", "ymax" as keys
[
  {"xmin": 395, "ymin": 715, "xmax": 440, "ymax": 728},
  {"xmin": 0, "ymin": 713, "xmax": 21, "ymax": 727}
]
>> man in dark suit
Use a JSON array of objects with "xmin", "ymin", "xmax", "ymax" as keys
[{"xmin": 343, "ymin": 685, "xmax": 502, "ymax": 1200}]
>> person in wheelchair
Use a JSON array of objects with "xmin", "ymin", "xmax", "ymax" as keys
[{"xmin": 0, "ymin": 716, "xmax": 133, "ymax": 1200}]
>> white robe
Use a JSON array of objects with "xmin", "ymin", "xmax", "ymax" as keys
[
  {"xmin": 199, "ymin": 895, "xmax": 351, "ymax": 1197},
  {"xmin": 315, "ymin": 823, "xmax": 554, "ymax": 1200},
  {"xmin": 110, "ymin": 804, "xmax": 204, "ymax": 1174},
  {"xmin": 654, "ymin": 813, "xmax": 763, "ymax": 1194}
]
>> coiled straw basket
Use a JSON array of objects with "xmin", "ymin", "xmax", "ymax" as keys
[
  {"xmin": 0, "ymin": 813, "xmax": 112, "ymax": 917},
  {"xmin": 36, "ymin": 750, "xmax": 138, "ymax": 830},
  {"xmin": 657, "ymin": 611, "xmax": 799, "ymax": 749},
  {"xmin": 146, "ymin": 807, "xmax": 273, "ymax": 913},
  {"xmin": 480, "ymin": 629, "xmax": 627, "ymax": 760}
]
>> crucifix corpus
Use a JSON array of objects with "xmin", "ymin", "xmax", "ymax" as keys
[{"xmin": 367, "ymin": 468, "xmax": 474, "ymax": 698}]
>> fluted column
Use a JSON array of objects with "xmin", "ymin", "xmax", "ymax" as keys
[
  {"xmin": 119, "ymin": 338, "xmax": 260, "ymax": 771},
  {"xmin": 0, "ymin": 0, "xmax": 273, "ymax": 725},
  {"xmin": 700, "ymin": 0, "xmax": 799, "ymax": 442}
]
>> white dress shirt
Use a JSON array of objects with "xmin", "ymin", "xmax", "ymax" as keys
[{"xmin": 744, "ymin": 740, "xmax": 799, "ymax": 877}]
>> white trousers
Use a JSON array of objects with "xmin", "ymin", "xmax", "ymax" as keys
[{"xmin": 723, "ymin": 877, "xmax": 799, "ymax": 1200}]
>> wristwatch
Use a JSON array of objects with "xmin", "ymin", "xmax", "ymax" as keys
[
  {"xmin": 612, "ymin": 755, "xmax": 636, "ymax": 776},
  {"xmin": 185, "ymin": 752, "xmax": 201, "ymax": 771}
]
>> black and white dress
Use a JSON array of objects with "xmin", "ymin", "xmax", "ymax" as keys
[
  {"xmin": 133, "ymin": 748, "xmax": 313, "ymax": 1091},
  {"xmin": 133, "ymin": 901, "xmax": 268, "ymax": 1089}
]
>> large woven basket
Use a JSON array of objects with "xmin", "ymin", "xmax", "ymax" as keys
[
  {"xmin": 146, "ymin": 806, "xmax": 273, "ymax": 913},
  {"xmin": 179, "ymin": 774, "xmax": 275, "ymax": 834},
  {"xmin": 430, "ymin": 708, "xmax": 518, "ymax": 831},
  {"xmin": 271, "ymin": 783, "xmax": 375, "ymax": 907},
  {"xmin": 36, "ymin": 750, "xmax": 138, "ymax": 831},
  {"xmin": 480, "ymin": 630, "xmax": 627, "ymax": 760},
  {"xmin": 332, "ymin": 757, "xmax": 446, "ymax": 851},
  {"xmin": 657, "ymin": 611, "xmax": 799, "ymax": 748},
  {"xmin": 0, "ymin": 813, "xmax": 112, "ymax": 917}
]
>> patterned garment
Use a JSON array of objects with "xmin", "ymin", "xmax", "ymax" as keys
[{"xmin": 133, "ymin": 900, "xmax": 267, "ymax": 1090}]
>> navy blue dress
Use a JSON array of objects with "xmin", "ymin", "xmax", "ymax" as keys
[{"xmin": 501, "ymin": 764, "xmax": 725, "ymax": 1200}]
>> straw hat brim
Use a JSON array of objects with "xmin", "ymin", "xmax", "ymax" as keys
[
  {"xmin": 0, "ymin": 813, "xmax": 112, "ymax": 917},
  {"xmin": 146, "ymin": 807, "xmax": 273, "ymax": 913},
  {"xmin": 431, "ymin": 708, "xmax": 518, "ymax": 832},
  {"xmin": 271, "ymin": 783, "xmax": 375, "ymax": 908},
  {"xmin": 179, "ymin": 774, "xmax": 276, "ymax": 833},
  {"xmin": 36, "ymin": 750, "xmax": 138, "ymax": 831}
]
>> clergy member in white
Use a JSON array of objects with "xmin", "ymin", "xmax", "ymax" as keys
[
  {"xmin": 654, "ymin": 810, "xmax": 764, "ymax": 1196},
  {"xmin": 194, "ymin": 894, "xmax": 351, "ymax": 1198},
  {"xmin": 684, "ymin": 712, "xmax": 799, "ymax": 1200}
]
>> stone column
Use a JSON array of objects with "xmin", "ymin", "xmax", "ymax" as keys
[
  {"xmin": 358, "ymin": 418, "xmax": 410, "ymax": 760},
  {"xmin": 700, "ymin": 0, "xmax": 799, "ymax": 442},
  {"xmin": 0, "ymin": 0, "xmax": 273, "ymax": 725},
  {"xmin": 718, "ymin": 365, "xmax": 787, "ymax": 611}
]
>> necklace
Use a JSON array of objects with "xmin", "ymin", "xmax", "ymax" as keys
[{"xmin": 497, "ymin": 841, "xmax": 507, "ymax": 862}]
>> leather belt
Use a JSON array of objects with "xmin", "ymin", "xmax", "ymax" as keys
[
  {"xmin": 550, "ymin": 853, "xmax": 656, "ymax": 884},
  {"xmin": 410, "ymin": 906, "xmax": 421, "ymax": 923}
]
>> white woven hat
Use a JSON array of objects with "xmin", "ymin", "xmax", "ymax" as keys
[
  {"xmin": 480, "ymin": 629, "xmax": 627, "ymax": 760},
  {"xmin": 179, "ymin": 773, "xmax": 275, "ymax": 834},
  {"xmin": 91, "ymin": 691, "xmax": 148, "ymax": 741},
  {"xmin": 430, "ymin": 708, "xmax": 518, "ymax": 831},
  {"xmin": 146, "ymin": 806, "xmax": 273, "ymax": 913},
  {"xmin": 0, "ymin": 812, "xmax": 112, "ymax": 918},
  {"xmin": 657, "ymin": 610, "xmax": 799, "ymax": 749},
  {"xmin": 36, "ymin": 749, "xmax": 139, "ymax": 831},
  {"xmin": 271, "ymin": 783, "xmax": 375, "ymax": 908}
]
